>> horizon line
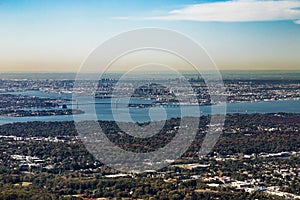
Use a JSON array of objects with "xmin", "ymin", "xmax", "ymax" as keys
[{"xmin": 1, "ymin": 69, "xmax": 300, "ymax": 74}]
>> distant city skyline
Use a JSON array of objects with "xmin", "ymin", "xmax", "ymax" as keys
[{"xmin": 0, "ymin": 0, "xmax": 300, "ymax": 72}]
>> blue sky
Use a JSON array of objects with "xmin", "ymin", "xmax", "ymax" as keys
[{"xmin": 0, "ymin": 0, "xmax": 300, "ymax": 72}]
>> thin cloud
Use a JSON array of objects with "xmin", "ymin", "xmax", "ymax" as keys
[{"xmin": 115, "ymin": 0, "xmax": 300, "ymax": 24}]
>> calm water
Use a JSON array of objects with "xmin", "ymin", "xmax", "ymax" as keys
[
  {"xmin": 1, "ymin": 71, "xmax": 300, "ymax": 80},
  {"xmin": 0, "ymin": 90, "xmax": 299, "ymax": 125}
]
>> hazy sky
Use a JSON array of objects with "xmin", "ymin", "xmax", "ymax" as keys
[{"xmin": 0, "ymin": 0, "xmax": 300, "ymax": 72}]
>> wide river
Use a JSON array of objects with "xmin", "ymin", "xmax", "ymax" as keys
[{"xmin": 0, "ymin": 90, "xmax": 299, "ymax": 125}]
